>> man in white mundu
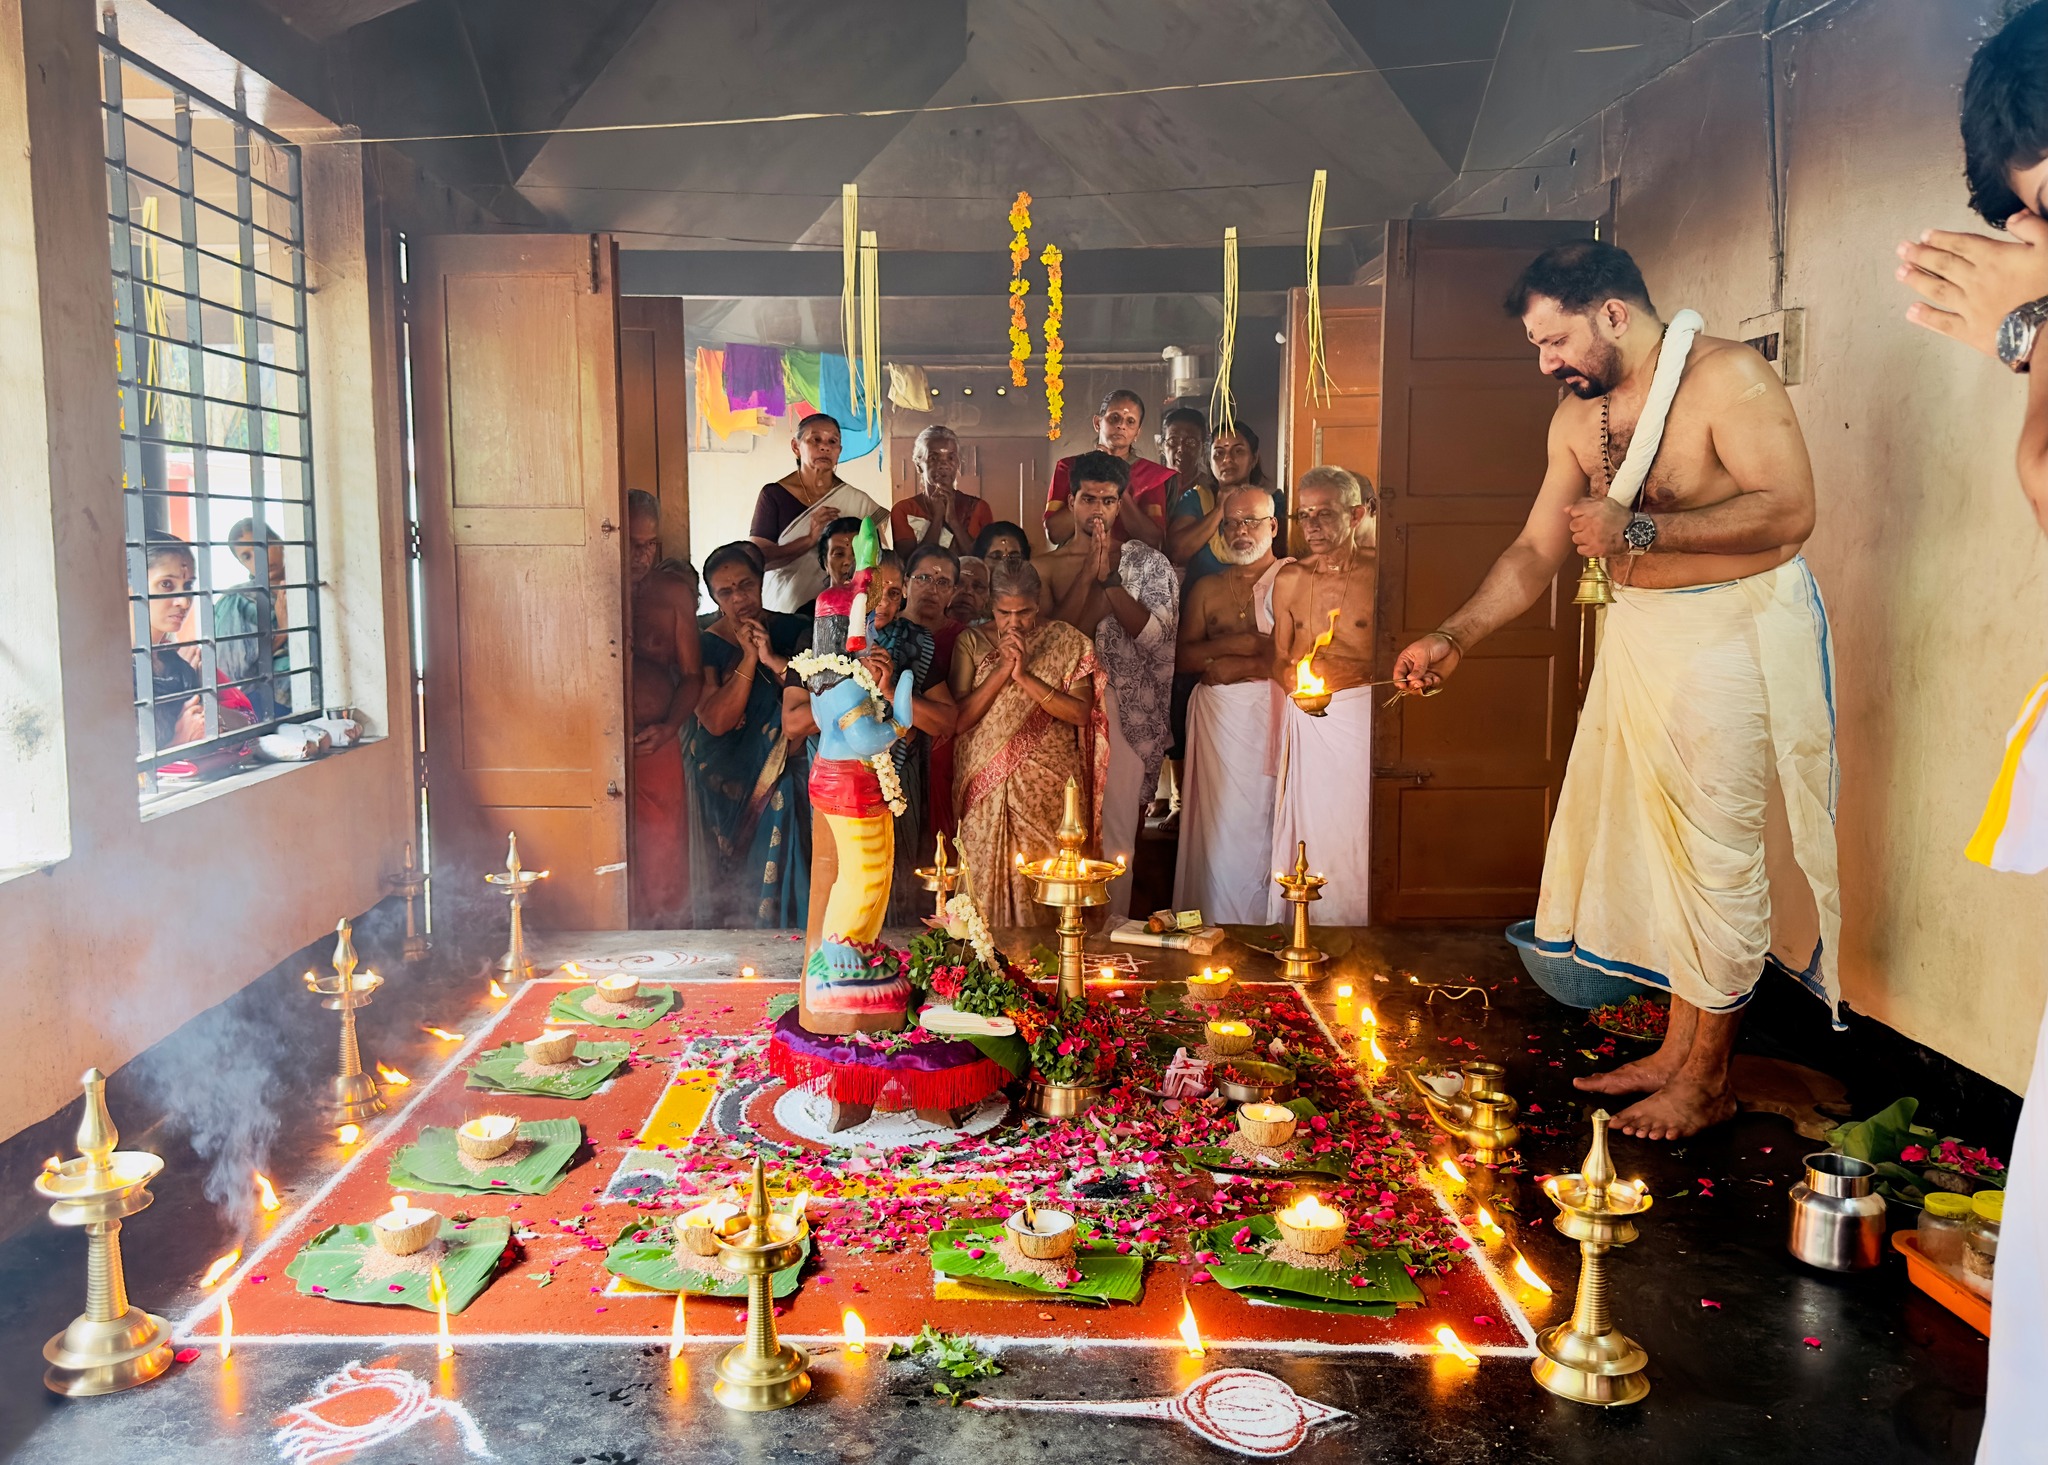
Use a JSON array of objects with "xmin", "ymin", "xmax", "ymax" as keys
[
  {"xmin": 1173, "ymin": 487, "xmax": 1288, "ymax": 921},
  {"xmin": 1267, "ymin": 466, "xmax": 1377, "ymax": 927},
  {"xmin": 1394, "ymin": 241, "xmax": 1841, "ymax": 1141}
]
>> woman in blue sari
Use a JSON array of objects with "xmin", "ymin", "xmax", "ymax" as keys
[{"xmin": 685, "ymin": 542, "xmax": 813, "ymax": 927}]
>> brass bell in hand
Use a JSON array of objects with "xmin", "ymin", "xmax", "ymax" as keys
[{"xmin": 1572, "ymin": 555, "xmax": 1615, "ymax": 608}]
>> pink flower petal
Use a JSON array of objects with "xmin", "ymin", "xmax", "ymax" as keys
[
  {"xmin": 1801, "ymin": 1336, "xmax": 1822, "ymax": 1349},
  {"xmin": 1700, "ymin": 1298, "xmax": 1722, "ymax": 1309}
]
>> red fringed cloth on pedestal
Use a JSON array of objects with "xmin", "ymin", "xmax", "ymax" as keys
[{"xmin": 765, "ymin": 1010, "xmax": 1009, "ymax": 1110}]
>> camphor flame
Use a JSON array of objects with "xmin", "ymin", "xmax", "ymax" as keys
[
  {"xmin": 424, "ymin": 1026, "xmax": 465, "ymax": 1042},
  {"xmin": 1512, "ymin": 1248, "xmax": 1554, "ymax": 1295},
  {"xmin": 1474, "ymin": 1205, "xmax": 1505, "ymax": 1239},
  {"xmin": 336, "ymin": 1124, "xmax": 361, "ymax": 1145},
  {"xmin": 1438, "ymin": 1158, "xmax": 1466, "ymax": 1185},
  {"xmin": 376, "ymin": 1064, "xmax": 411, "ymax": 1086},
  {"xmin": 1178, "ymin": 1298, "xmax": 1205, "ymax": 1358},
  {"xmin": 1367, "ymin": 1031, "xmax": 1388, "ymax": 1063},
  {"xmin": 219, "ymin": 1297, "xmax": 234, "ymax": 1360},
  {"xmin": 843, "ymin": 1308, "xmax": 867, "ymax": 1355},
  {"xmin": 489, "ymin": 979, "xmax": 508, "ymax": 999},
  {"xmin": 255, "ymin": 1173, "xmax": 280, "ymax": 1211},
  {"xmin": 1435, "ymin": 1325, "xmax": 1480, "ymax": 1366},
  {"xmin": 1292, "ymin": 608, "xmax": 1341, "ymax": 698},
  {"xmin": 668, "ymin": 1290, "xmax": 687, "ymax": 1360},
  {"xmin": 431, "ymin": 1263, "xmax": 453, "ymax": 1359},
  {"xmin": 200, "ymin": 1250, "xmax": 241, "ymax": 1288}
]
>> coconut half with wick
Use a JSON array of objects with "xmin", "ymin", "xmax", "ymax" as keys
[
  {"xmin": 524, "ymin": 1030, "xmax": 577, "ymax": 1065},
  {"xmin": 1006, "ymin": 1198, "xmax": 1077, "ymax": 1260},
  {"xmin": 457, "ymin": 1115, "xmax": 518, "ymax": 1160},
  {"xmin": 374, "ymin": 1193, "xmax": 440, "ymax": 1256},
  {"xmin": 595, "ymin": 974, "xmax": 641, "ymax": 1004}
]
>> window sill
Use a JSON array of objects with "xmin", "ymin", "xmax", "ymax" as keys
[{"xmin": 139, "ymin": 735, "xmax": 388, "ymax": 822}]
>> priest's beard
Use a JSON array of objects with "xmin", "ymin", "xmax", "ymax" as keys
[
  {"xmin": 1218, "ymin": 537, "xmax": 1272, "ymax": 566},
  {"xmin": 1550, "ymin": 336, "xmax": 1624, "ymax": 399}
]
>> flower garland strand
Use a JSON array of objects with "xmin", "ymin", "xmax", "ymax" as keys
[
  {"xmin": 1041, "ymin": 242, "xmax": 1065, "ymax": 440},
  {"xmin": 785, "ymin": 650, "xmax": 907, "ymax": 815},
  {"xmin": 1007, "ymin": 191, "xmax": 1033, "ymax": 387}
]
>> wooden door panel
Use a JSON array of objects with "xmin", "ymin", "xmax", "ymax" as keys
[
  {"xmin": 618, "ymin": 297, "xmax": 691, "ymax": 563},
  {"xmin": 1372, "ymin": 219, "xmax": 1591, "ymax": 922},
  {"xmin": 1321, "ymin": 309, "xmax": 1383, "ymax": 395},
  {"xmin": 415, "ymin": 233, "xmax": 628, "ymax": 931}
]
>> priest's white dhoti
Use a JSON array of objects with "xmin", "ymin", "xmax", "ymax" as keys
[
  {"xmin": 1532, "ymin": 556, "xmax": 1841, "ymax": 1020},
  {"xmin": 1175, "ymin": 678, "xmax": 1285, "ymax": 922},
  {"xmin": 1268, "ymin": 685, "xmax": 1372, "ymax": 926}
]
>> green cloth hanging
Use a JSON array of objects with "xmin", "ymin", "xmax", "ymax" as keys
[{"xmin": 782, "ymin": 351, "xmax": 823, "ymax": 417}]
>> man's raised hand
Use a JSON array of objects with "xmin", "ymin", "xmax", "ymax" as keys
[{"xmin": 1899, "ymin": 213, "xmax": 2048, "ymax": 358}]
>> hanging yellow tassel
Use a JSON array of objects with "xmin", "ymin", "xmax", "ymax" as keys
[
  {"xmin": 1210, "ymin": 226, "xmax": 1239, "ymax": 435},
  {"xmin": 841, "ymin": 184, "xmax": 860, "ymax": 405},
  {"xmin": 1304, "ymin": 169, "xmax": 1336, "ymax": 409},
  {"xmin": 859, "ymin": 229, "xmax": 881, "ymax": 432}
]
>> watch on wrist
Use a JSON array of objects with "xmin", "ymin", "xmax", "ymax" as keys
[
  {"xmin": 1623, "ymin": 512, "xmax": 1659, "ymax": 553},
  {"xmin": 1998, "ymin": 296, "xmax": 2048, "ymax": 374}
]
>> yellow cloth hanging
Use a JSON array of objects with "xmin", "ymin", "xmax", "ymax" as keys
[
  {"xmin": 887, "ymin": 363, "xmax": 932, "ymax": 411},
  {"xmin": 694, "ymin": 347, "xmax": 770, "ymax": 444}
]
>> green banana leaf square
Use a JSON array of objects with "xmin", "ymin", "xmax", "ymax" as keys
[
  {"xmin": 1177, "ymin": 1145, "xmax": 1346, "ymax": 1180},
  {"xmin": 387, "ymin": 1118, "xmax": 584, "ymax": 1196},
  {"xmin": 1193, "ymin": 1216, "xmax": 1420, "ymax": 1315},
  {"xmin": 604, "ymin": 1220, "xmax": 809, "ymax": 1298},
  {"xmin": 284, "ymin": 1217, "xmax": 511, "ymax": 1314},
  {"xmin": 548, "ymin": 984, "xmax": 678, "ymax": 1030},
  {"xmin": 928, "ymin": 1222, "xmax": 1146, "ymax": 1304},
  {"xmin": 465, "ymin": 1041, "xmax": 629, "ymax": 1099}
]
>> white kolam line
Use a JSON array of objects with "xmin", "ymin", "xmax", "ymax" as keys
[{"xmin": 173, "ymin": 1330, "xmax": 1539, "ymax": 1357}]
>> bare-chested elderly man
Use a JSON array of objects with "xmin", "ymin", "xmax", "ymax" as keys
[{"xmin": 1392, "ymin": 240, "xmax": 1840, "ymax": 1141}]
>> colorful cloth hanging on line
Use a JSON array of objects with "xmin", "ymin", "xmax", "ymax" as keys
[
  {"xmin": 782, "ymin": 350, "xmax": 823, "ymax": 420},
  {"xmin": 723, "ymin": 343, "xmax": 788, "ymax": 415},
  {"xmin": 887, "ymin": 362, "xmax": 932, "ymax": 411},
  {"xmin": 694, "ymin": 347, "xmax": 771, "ymax": 444},
  {"xmin": 818, "ymin": 352, "xmax": 881, "ymax": 462}
]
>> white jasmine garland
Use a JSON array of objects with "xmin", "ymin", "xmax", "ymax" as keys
[{"xmin": 943, "ymin": 892, "xmax": 1000, "ymax": 970}]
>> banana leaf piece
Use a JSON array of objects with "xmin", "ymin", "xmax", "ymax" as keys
[
  {"xmin": 962, "ymin": 1031, "xmax": 1030, "ymax": 1077},
  {"xmin": 1193, "ymin": 1217, "xmax": 1421, "ymax": 1309},
  {"xmin": 765, "ymin": 992, "xmax": 800, "ymax": 1021},
  {"xmin": 928, "ymin": 1222, "xmax": 1145, "ymax": 1304},
  {"xmin": 604, "ymin": 1220, "xmax": 809, "ymax": 1298},
  {"xmin": 465, "ymin": 1041, "xmax": 629, "ymax": 1099},
  {"xmin": 548, "ymin": 984, "xmax": 677, "ymax": 1030},
  {"xmin": 285, "ymin": 1217, "xmax": 510, "ymax": 1314},
  {"xmin": 1232, "ymin": 1286, "xmax": 1396, "ymax": 1317},
  {"xmin": 1178, "ymin": 1145, "xmax": 1345, "ymax": 1180},
  {"xmin": 387, "ymin": 1119, "xmax": 583, "ymax": 1196}
]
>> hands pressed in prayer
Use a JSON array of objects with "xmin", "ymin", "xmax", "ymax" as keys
[
  {"xmin": 1898, "ymin": 213, "xmax": 2048, "ymax": 358},
  {"xmin": 999, "ymin": 629, "xmax": 1027, "ymax": 682},
  {"xmin": 1567, "ymin": 495, "xmax": 1631, "ymax": 557},
  {"xmin": 857, "ymin": 647, "xmax": 896, "ymax": 689},
  {"xmin": 1087, "ymin": 524, "xmax": 1117, "ymax": 584}
]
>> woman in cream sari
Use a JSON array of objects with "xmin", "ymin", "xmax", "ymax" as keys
[
  {"xmin": 747, "ymin": 413, "xmax": 887, "ymax": 613},
  {"xmin": 950, "ymin": 562, "xmax": 1109, "ymax": 925}
]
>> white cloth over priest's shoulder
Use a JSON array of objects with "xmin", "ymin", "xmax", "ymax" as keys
[
  {"xmin": 760, "ymin": 482, "xmax": 884, "ymax": 613},
  {"xmin": 1268, "ymin": 684, "xmax": 1372, "ymax": 926},
  {"xmin": 1176, "ymin": 559, "xmax": 1290, "ymax": 923}
]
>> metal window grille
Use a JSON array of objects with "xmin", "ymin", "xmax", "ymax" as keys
[{"xmin": 102, "ymin": 21, "xmax": 323, "ymax": 800}]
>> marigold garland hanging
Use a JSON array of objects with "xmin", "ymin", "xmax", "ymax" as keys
[
  {"xmin": 1007, "ymin": 191, "xmax": 1033, "ymax": 387},
  {"xmin": 1040, "ymin": 242, "xmax": 1065, "ymax": 440}
]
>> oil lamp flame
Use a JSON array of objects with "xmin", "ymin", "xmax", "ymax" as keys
[
  {"xmin": 200, "ymin": 1250, "xmax": 241, "ymax": 1288},
  {"xmin": 1368, "ymin": 1032, "xmax": 1388, "ymax": 1063},
  {"xmin": 431, "ymin": 1263, "xmax": 452, "ymax": 1359},
  {"xmin": 489, "ymin": 979, "xmax": 508, "ymax": 999},
  {"xmin": 255, "ymin": 1173, "xmax": 280, "ymax": 1212},
  {"xmin": 1335, "ymin": 984, "xmax": 1353, "ymax": 999},
  {"xmin": 376, "ymin": 1064, "xmax": 411, "ymax": 1086},
  {"xmin": 1438, "ymin": 1158, "xmax": 1465, "ymax": 1185},
  {"xmin": 1292, "ymin": 608, "xmax": 1340, "ymax": 698},
  {"xmin": 424, "ymin": 1026, "xmax": 465, "ymax": 1042},
  {"xmin": 1435, "ymin": 1325, "xmax": 1480, "ymax": 1366},
  {"xmin": 1178, "ymin": 1298, "xmax": 1205, "ymax": 1358},
  {"xmin": 1511, "ymin": 1248, "xmax": 1553, "ymax": 1294},
  {"xmin": 843, "ymin": 1308, "xmax": 867, "ymax": 1355},
  {"xmin": 789, "ymin": 1191, "xmax": 810, "ymax": 1225},
  {"xmin": 219, "ymin": 1298, "xmax": 234, "ymax": 1360},
  {"xmin": 336, "ymin": 1124, "xmax": 361, "ymax": 1145},
  {"xmin": 1277, "ymin": 1193, "xmax": 1344, "ymax": 1229},
  {"xmin": 739, "ymin": 966, "xmax": 756, "ymax": 980},
  {"xmin": 1475, "ymin": 1205, "xmax": 1504, "ymax": 1238},
  {"xmin": 668, "ymin": 1290, "xmax": 687, "ymax": 1360}
]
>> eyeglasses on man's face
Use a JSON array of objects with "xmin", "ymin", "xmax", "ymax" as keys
[{"xmin": 1221, "ymin": 515, "xmax": 1274, "ymax": 532}]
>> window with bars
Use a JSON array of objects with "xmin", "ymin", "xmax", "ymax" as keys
[{"xmin": 102, "ymin": 27, "xmax": 323, "ymax": 800}]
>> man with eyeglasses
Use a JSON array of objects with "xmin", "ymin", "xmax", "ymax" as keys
[
  {"xmin": 1174, "ymin": 486, "xmax": 1288, "ymax": 921},
  {"xmin": 1268, "ymin": 465, "xmax": 1379, "ymax": 926}
]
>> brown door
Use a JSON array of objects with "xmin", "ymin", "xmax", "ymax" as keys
[
  {"xmin": 619, "ymin": 296, "xmax": 691, "ymax": 564},
  {"xmin": 412, "ymin": 233, "xmax": 629, "ymax": 930},
  {"xmin": 1282, "ymin": 284, "xmax": 1382, "ymax": 558},
  {"xmin": 1372, "ymin": 219, "xmax": 1593, "ymax": 922},
  {"xmin": 961, "ymin": 437, "xmax": 1049, "ymax": 547}
]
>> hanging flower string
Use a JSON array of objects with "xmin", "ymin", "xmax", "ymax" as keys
[
  {"xmin": 1007, "ymin": 191, "xmax": 1033, "ymax": 387},
  {"xmin": 1041, "ymin": 242, "xmax": 1065, "ymax": 440}
]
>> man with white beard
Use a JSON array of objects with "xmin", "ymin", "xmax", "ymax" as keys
[{"xmin": 1173, "ymin": 485, "xmax": 1287, "ymax": 920}]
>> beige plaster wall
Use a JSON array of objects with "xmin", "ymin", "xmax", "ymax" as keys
[{"xmin": 1436, "ymin": 0, "xmax": 2048, "ymax": 1091}]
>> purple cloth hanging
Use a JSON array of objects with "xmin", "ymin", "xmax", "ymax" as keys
[{"xmin": 723, "ymin": 344, "xmax": 788, "ymax": 415}]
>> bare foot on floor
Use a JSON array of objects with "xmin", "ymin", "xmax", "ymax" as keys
[
  {"xmin": 1572, "ymin": 1053, "xmax": 1682, "ymax": 1097},
  {"xmin": 1611, "ymin": 1079, "xmax": 1738, "ymax": 1140}
]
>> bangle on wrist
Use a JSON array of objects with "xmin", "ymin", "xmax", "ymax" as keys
[{"xmin": 1433, "ymin": 628, "xmax": 1464, "ymax": 656}]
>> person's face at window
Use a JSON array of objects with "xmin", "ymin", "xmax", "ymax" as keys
[
  {"xmin": 982, "ymin": 533, "xmax": 1027, "ymax": 569},
  {"xmin": 709, "ymin": 564, "xmax": 763, "ymax": 623},
  {"xmin": 1210, "ymin": 434, "xmax": 1256, "ymax": 489},
  {"xmin": 824, "ymin": 532, "xmax": 856, "ymax": 588},
  {"xmin": 950, "ymin": 560, "xmax": 989, "ymax": 622},
  {"xmin": 628, "ymin": 510, "xmax": 660, "ymax": 585},
  {"xmin": 1094, "ymin": 400, "xmax": 1142, "ymax": 455},
  {"xmin": 230, "ymin": 534, "xmax": 259, "ymax": 575},
  {"xmin": 147, "ymin": 552, "xmax": 196, "ymax": 645},
  {"xmin": 907, "ymin": 560, "xmax": 955, "ymax": 622},
  {"xmin": 991, "ymin": 593, "xmax": 1039, "ymax": 639},
  {"xmin": 1293, "ymin": 485, "xmax": 1361, "ymax": 557},
  {"xmin": 916, "ymin": 435, "xmax": 960, "ymax": 495},
  {"xmin": 1073, "ymin": 480, "xmax": 1122, "ymax": 538},
  {"xmin": 868, "ymin": 563, "xmax": 907, "ymax": 629},
  {"xmin": 795, "ymin": 422, "xmax": 842, "ymax": 475},
  {"xmin": 1161, "ymin": 420, "xmax": 1205, "ymax": 479}
]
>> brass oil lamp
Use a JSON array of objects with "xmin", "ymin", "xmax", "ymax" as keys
[
  {"xmin": 1022, "ymin": 776, "xmax": 1122, "ymax": 1004},
  {"xmin": 711, "ymin": 1154, "xmax": 811, "ymax": 1412},
  {"xmin": 386, "ymin": 839, "xmax": 430, "ymax": 963},
  {"xmin": 1271, "ymin": 841, "xmax": 1328, "ymax": 979},
  {"xmin": 913, "ymin": 831, "xmax": 963, "ymax": 922},
  {"xmin": 303, "ymin": 917, "xmax": 384, "ymax": 1123},
  {"xmin": 484, "ymin": 831, "xmax": 548, "ymax": 986},
  {"xmin": 1532, "ymin": 1109, "xmax": 1653, "ymax": 1406}
]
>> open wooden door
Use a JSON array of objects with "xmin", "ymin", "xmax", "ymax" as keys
[
  {"xmin": 1371, "ymin": 219, "xmax": 1592, "ymax": 922},
  {"xmin": 412, "ymin": 234, "xmax": 629, "ymax": 930},
  {"xmin": 619, "ymin": 296, "xmax": 691, "ymax": 565},
  {"xmin": 1281, "ymin": 283, "xmax": 1381, "ymax": 557}
]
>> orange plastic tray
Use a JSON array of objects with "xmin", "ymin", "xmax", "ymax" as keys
[{"xmin": 1893, "ymin": 1229, "xmax": 1991, "ymax": 1336}]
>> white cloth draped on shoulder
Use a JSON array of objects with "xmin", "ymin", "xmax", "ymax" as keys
[
  {"xmin": 1532, "ymin": 557, "xmax": 1842, "ymax": 1020},
  {"xmin": 761, "ymin": 482, "xmax": 884, "ymax": 613},
  {"xmin": 1267, "ymin": 684, "xmax": 1372, "ymax": 926}
]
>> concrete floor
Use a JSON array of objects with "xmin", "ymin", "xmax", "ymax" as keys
[{"xmin": 0, "ymin": 919, "xmax": 1994, "ymax": 1463}]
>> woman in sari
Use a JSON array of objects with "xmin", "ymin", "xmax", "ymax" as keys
[
  {"xmin": 685, "ymin": 542, "xmax": 813, "ymax": 927},
  {"xmin": 868, "ymin": 556, "xmax": 958, "ymax": 921},
  {"xmin": 950, "ymin": 561, "xmax": 1109, "ymax": 926},
  {"xmin": 747, "ymin": 413, "xmax": 887, "ymax": 613}
]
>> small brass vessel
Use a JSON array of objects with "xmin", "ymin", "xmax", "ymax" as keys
[
  {"xmin": 711, "ymin": 1155, "xmax": 811, "ymax": 1412},
  {"xmin": 1532, "ymin": 1110, "xmax": 1653, "ymax": 1407},
  {"xmin": 1406, "ymin": 1068, "xmax": 1520, "ymax": 1163}
]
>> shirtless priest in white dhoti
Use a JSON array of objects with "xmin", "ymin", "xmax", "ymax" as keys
[
  {"xmin": 1268, "ymin": 466, "xmax": 1377, "ymax": 927},
  {"xmin": 1393, "ymin": 241, "xmax": 1841, "ymax": 1140},
  {"xmin": 1174, "ymin": 487, "xmax": 1287, "ymax": 920}
]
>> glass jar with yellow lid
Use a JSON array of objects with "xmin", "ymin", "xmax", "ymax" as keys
[
  {"xmin": 1962, "ymin": 1190, "xmax": 2003, "ymax": 1297},
  {"xmin": 1918, "ymin": 1191, "xmax": 1975, "ymax": 1270}
]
